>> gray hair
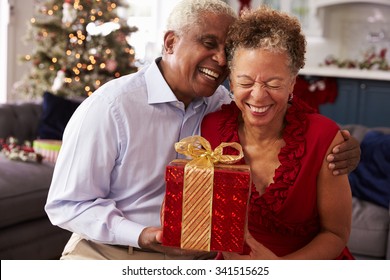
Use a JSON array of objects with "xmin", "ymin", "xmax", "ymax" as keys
[
  {"xmin": 166, "ymin": 0, "xmax": 237, "ymax": 36},
  {"xmin": 226, "ymin": 6, "xmax": 306, "ymax": 76}
]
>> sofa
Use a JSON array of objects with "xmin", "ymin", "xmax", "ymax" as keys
[
  {"xmin": 342, "ymin": 124, "xmax": 390, "ymax": 260},
  {"xmin": 0, "ymin": 102, "xmax": 71, "ymax": 260}
]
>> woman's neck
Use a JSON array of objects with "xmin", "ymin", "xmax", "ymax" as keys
[{"xmin": 238, "ymin": 115, "xmax": 284, "ymax": 147}]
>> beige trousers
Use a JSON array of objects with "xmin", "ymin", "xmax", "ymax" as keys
[{"xmin": 60, "ymin": 233, "xmax": 211, "ymax": 260}]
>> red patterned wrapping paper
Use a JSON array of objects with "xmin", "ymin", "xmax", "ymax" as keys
[{"xmin": 162, "ymin": 159, "xmax": 251, "ymax": 253}]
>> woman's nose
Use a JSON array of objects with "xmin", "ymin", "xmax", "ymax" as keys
[{"xmin": 251, "ymin": 83, "xmax": 268, "ymax": 99}]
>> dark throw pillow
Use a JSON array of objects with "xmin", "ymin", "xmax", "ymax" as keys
[
  {"xmin": 349, "ymin": 131, "xmax": 390, "ymax": 209},
  {"xmin": 38, "ymin": 91, "xmax": 81, "ymax": 140}
]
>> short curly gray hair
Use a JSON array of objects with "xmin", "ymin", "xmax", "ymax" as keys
[
  {"xmin": 166, "ymin": 0, "xmax": 237, "ymax": 36},
  {"xmin": 226, "ymin": 6, "xmax": 306, "ymax": 76}
]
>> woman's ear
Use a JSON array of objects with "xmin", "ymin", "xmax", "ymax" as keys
[
  {"xmin": 229, "ymin": 77, "xmax": 234, "ymax": 92},
  {"xmin": 163, "ymin": 31, "xmax": 176, "ymax": 54},
  {"xmin": 289, "ymin": 76, "xmax": 297, "ymax": 93}
]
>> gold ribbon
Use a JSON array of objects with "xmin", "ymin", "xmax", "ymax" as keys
[{"xmin": 175, "ymin": 136, "xmax": 244, "ymax": 251}]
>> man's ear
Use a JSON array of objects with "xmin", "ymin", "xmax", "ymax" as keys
[{"xmin": 163, "ymin": 31, "xmax": 176, "ymax": 54}]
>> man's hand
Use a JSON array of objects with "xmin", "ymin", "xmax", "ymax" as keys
[
  {"xmin": 138, "ymin": 226, "xmax": 215, "ymax": 259},
  {"xmin": 326, "ymin": 130, "xmax": 361, "ymax": 176}
]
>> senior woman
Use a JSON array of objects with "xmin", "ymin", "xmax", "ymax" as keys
[{"xmin": 201, "ymin": 6, "xmax": 354, "ymax": 259}]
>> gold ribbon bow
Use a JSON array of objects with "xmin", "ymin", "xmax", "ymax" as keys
[{"xmin": 175, "ymin": 136, "xmax": 244, "ymax": 251}]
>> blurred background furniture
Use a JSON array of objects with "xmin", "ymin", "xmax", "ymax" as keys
[
  {"xmin": 0, "ymin": 102, "xmax": 71, "ymax": 259},
  {"xmin": 343, "ymin": 124, "xmax": 390, "ymax": 260}
]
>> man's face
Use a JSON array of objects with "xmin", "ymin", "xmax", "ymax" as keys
[{"xmin": 163, "ymin": 12, "xmax": 235, "ymax": 106}]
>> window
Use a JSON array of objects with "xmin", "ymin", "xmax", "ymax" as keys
[{"xmin": 124, "ymin": 0, "xmax": 181, "ymax": 67}]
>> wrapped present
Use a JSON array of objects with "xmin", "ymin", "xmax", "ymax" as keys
[
  {"xmin": 162, "ymin": 136, "xmax": 251, "ymax": 253},
  {"xmin": 33, "ymin": 139, "xmax": 62, "ymax": 163}
]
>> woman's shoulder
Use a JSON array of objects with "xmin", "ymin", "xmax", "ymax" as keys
[
  {"xmin": 289, "ymin": 97, "xmax": 340, "ymax": 136},
  {"xmin": 306, "ymin": 113, "xmax": 340, "ymax": 138}
]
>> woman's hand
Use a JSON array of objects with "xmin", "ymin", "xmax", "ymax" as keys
[{"xmin": 222, "ymin": 233, "xmax": 280, "ymax": 260}]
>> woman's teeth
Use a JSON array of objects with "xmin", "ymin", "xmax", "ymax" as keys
[{"xmin": 249, "ymin": 104, "xmax": 270, "ymax": 113}]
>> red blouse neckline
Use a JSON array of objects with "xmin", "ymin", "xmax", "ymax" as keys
[{"xmin": 217, "ymin": 99, "xmax": 315, "ymax": 212}]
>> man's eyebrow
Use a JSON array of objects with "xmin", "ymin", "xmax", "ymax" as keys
[{"xmin": 199, "ymin": 34, "xmax": 218, "ymax": 40}]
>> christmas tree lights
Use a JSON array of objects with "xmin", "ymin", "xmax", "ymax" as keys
[{"xmin": 15, "ymin": 0, "xmax": 138, "ymax": 99}]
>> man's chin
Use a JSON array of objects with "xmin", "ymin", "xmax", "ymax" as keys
[
  {"xmin": 196, "ymin": 83, "xmax": 220, "ymax": 97},
  {"xmin": 196, "ymin": 90, "xmax": 216, "ymax": 99}
]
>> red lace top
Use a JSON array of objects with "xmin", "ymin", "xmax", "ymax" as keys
[{"xmin": 201, "ymin": 97, "xmax": 354, "ymax": 259}]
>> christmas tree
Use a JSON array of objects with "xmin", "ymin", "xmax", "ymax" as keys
[{"xmin": 15, "ymin": 0, "xmax": 138, "ymax": 100}]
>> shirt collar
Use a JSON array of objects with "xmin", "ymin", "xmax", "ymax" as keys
[
  {"xmin": 145, "ymin": 57, "xmax": 208, "ymax": 107},
  {"xmin": 145, "ymin": 58, "xmax": 178, "ymax": 104}
]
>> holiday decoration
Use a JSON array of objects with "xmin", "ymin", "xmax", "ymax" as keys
[
  {"xmin": 238, "ymin": 0, "xmax": 252, "ymax": 13},
  {"xmin": 294, "ymin": 76, "xmax": 338, "ymax": 113},
  {"xmin": 62, "ymin": 1, "xmax": 77, "ymax": 25},
  {"xmin": 15, "ymin": 0, "xmax": 138, "ymax": 99},
  {"xmin": 162, "ymin": 136, "xmax": 251, "ymax": 253},
  {"xmin": 321, "ymin": 48, "xmax": 390, "ymax": 71},
  {"xmin": 0, "ymin": 137, "xmax": 43, "ymax": 163},
  {"xmin": 51, "ymin": 69, "xmax": 66, "ymax": 93}
]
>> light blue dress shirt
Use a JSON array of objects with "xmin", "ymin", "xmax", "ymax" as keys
[{"xmin": 45, "ymin": 59, "xmax": 231, "ymax": 248}]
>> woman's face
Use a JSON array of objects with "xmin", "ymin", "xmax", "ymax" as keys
[{"xmin": 230, "ymin": 48, "xmax": 296, "ymax": 128}]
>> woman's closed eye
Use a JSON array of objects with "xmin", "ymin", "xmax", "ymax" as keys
[
  {"xmin": 266, "ymin": 84, "xmax": 283, "ymax": 90},
  {"xmin": 237, "ymin": 82, "xmax": 254, "ymax": 88}
]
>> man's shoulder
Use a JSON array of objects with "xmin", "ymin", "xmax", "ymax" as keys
[
  {"xmin": 93, "ymin": 69, "xmax": 146, "ymax": 101},
  {"xmin": 204, "ymin": 85, "xmax": 231, "ymax": 111},
  {"xmin": 214, "ymin": 85, "xmax": 230, "ymax": 99},
  {"xmin": 105, "ymin": 69, "xmax": 145, "ymax": 90}
]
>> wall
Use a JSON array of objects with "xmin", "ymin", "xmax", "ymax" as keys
[
  {"xmin": 0, "ymin": 0, "xmax": 9, "ymax": 103},
  {"xmin": 306, "ymin": 2, "xmax": 390, "ymax": 68},
  {"xmin": 124, "ymin": 0, "xmax": 181, "ymax": 65},
  {"xmin": 3, "ymin": 0, "xmax": 34, "ymax": 103},
  {"xmin": 227, "ymin": 0, "xmax": 390, "ymax": 69}
]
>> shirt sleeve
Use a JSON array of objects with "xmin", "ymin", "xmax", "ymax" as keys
[{"xmin": 45, "ymin": 94, "xmax": 145, "ymax": 247}]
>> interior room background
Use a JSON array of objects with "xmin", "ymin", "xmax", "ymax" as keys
[
  {"xmin": 0, "ymin": 0, "xmax": 389, "ymax": 261},
  {"xmin": 1, "ymin": 0, "xmax": 390, "ymax": 103}
]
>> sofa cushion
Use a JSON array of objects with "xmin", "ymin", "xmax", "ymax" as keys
[
  {"xmin": 0, "ymin": 217, "xmax": 71, "ymax": 260},
  {"xmin": 341, "ymin": 124, "xmax": 390, "ymax": 143},
  {"xmin": 38, "ymin": 91, "xmax": 81, "ymax": 140},
  {"xmin": 0, "ymin": 155, "xmax": 54, "ymax": 228},
  {"xmin": 0, "ymin": 103, "xmax": 42, "ymax": 143},
  {"xmin": 349, "ymin": 131, "xmax": 390, "ymax": 209},
  {"xmin": 348, "ymin": 197, "xmax": 389, "ymax": 258}
]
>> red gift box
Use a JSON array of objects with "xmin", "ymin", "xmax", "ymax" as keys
[{"xmin": 162, "ymin": 136, "xmax": 251, "ymax": 253}]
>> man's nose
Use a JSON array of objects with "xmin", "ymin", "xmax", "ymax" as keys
[{"xmin": 213, "ymin": 48, "xmax": 227, "ymax": 66}]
